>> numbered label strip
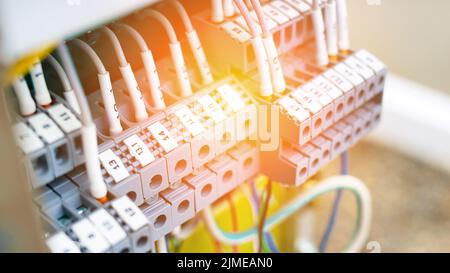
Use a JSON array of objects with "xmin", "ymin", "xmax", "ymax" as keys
[{"xmin": 99, "ymin": 149, "xmax": 130, "ymax": 183}]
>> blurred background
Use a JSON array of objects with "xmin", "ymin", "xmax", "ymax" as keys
[{"xmin": 326, "ymin": 0, "xmax": 450, "ymax": 252}]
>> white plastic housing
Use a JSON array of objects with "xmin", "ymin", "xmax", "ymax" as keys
[
  {"xmin": 98, "ymin": 72, "xmax": 123, "ymax": 136},
  {"xmin": 312, "ymin": 8, "xmax": 329, "ymax": 67},
  {"xmin": 262, "ymin": 35, "xmax": 286, "ymax": 93},
  {"xmin": 336, "ymin": 0, "xmax": 349, "ymax": 51},
  {"xmin": 325, "ymin": 0, "xmax": 338, "ymax": 57},
  {"xmin": 186, "ymin": 30, "xmax": 214, "ymax": 85},
  {"xmin": 12, "ymin": 76, "xmax": 36, "ymax": 116},
  {"xmin": 251, "ymin": 36, "xmax": 273, "ymax": 97},
  {"xmin": 82, "ymin": 123, "xmax": 108, "ymax": 200},
  {"xmin": 119, "ymin": 63, "xmax": 148, "ymax": 122},
  {"xmin": 169, "ymin": 41, "xmax": 192, "ymax": 97},
  {"xmin": 141, "ymin": 50, "xmax": 166, "ymax": 110},
  {"xmin": 30, "ymin": 61, "xmax": 52, "ymax": 106}
]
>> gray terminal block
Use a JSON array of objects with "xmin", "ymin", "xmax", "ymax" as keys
[
  {"xmin": 311, "ymin": 135, "xmax": 333, "ymax": 163},
  {"xmin": 277, "ymin": 96, "xmax": 312, "ymax": 146},
  {"xmin": 295, "ymin": 143, "xmax": 322, "ymax": 177},
  {"xmin": 333, "ymin": 120, "xmax": 354, "ymax": 152},
  {"xmin": 33, "ymin": 185, "xmax": 61, "ymax": 211},
  {"xmin": 44, "ymin": 98, "xmax": 84, "ymax": 167},
  {"xmin": 164, "ymin": 143, "xmax": 193, "ymax": 184},
  {"xmin": 333, "ymin": 63, "xmax": 367, "ymax": 108},
  {"xmin": 228, "ymin": 142, "xmax": 260, "ymax": 183},
  {"xmin": 13, "ymin": 122, "xmax": 55, "ymax": 187},
  {"xmin": 137, "ymin": 157, "xmax": 169, "ymax": 201},
  {"xmin": 354, "ymin": 50, "xmax": 387, "ymax": 96},
  {"xmin": 214, "ymin": 115, "xmax": 238, "ymax": 156},
  {"xmin": 261, "ymin": 143, "xmax": 309, "ymax": 186},
  {"xmin": 183, "ymin": 168, "xmax": 218, "ymax": 212},
  {"xmin": 27, "ymin": 112, "xmax": 74, "ymax": 178},
  {"xmin": 160, "ymin": 183, "xmax": 195, "ymax": 227},
  {"xmin": 207, "ymin": 154, "xmax": 240, "ymax": 197},
  {"xmin": 322, "ymin": 127, "xmax": 345, "ymax": 157},
  {"xmin": 142, "ymin": 198, "xmax": 173, "ymax": 241},
  {"xmin": 107, "ymin": 196, "xmax": 153, "ymax": 253}
]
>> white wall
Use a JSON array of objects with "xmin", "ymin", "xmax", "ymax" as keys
[{"xmin": 348, "ymin": 0, "xmax": 450, "ymax": 94}]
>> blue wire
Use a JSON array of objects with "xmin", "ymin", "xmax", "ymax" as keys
[
  {"xmin": 250, "ymin": 181, "xmax": 280, "ymax": 253},
  {"xmin": 318, "ymin": 151, "xmax": 348, "ymax": 253}
]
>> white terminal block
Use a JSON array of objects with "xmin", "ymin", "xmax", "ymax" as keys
[
  {"xmin": 278, "ymin": 96, "xmax": 310, "ymax": 123},
  {"xmin": 175, "ymin": 106, "xmax": 205, "ymax": 137},
  {"xmin": 110, "ymin": 196, "xmax": 148, "ymax": 232},
  {"xmin": 186, "ymin": 30, "xmax": 214, "ymax": 84},
  {"xmin": 198, "ymin": 94, "xmax": 227, "ymax": 124},
  {"xmin": 263, "ymin": 4, "xmax": 290, "ymax": 25},
  {"xmin": 147, "ymin": 121, "xmax": 178, "ymax": 153},
  {"xmin": 169, "ymin": 41, "xmax": 192, "ymax": 97},
  {"xmin": 71, "ymin": 218, "xmax": 110, "ymax": 253},
  {"xmin": 333, "ymin": 63, "xmax": 365, "ymax": 106},
  {"xmin": 98, "ymin": 72, "xmax": 123, "ymax": 136},
  {"xmin": 46, "ymin": 232, "xmax": 81, "ymax": 253},
  {"xmin": 123, "ymin": 134, "xmax": 155, "ymax": 167},
  {"xmin": 88, "ymin": 208, "xmax": 127, "ymax": 247},
  {"xmin": 284, "ymin": 0, "xmax": 312, "ymax": 13},
  {"xmin": 323, "ymin": 68, "xmax": 355, "ymax": 114},
  {"xmin": 141, "ymin": 50, "xmax": 166, "ymax": 110},
  {"xmin": 30, "ymin": 61, "xmax": 52, "ymax": 106},
  {"xmin": 354, "ymin": 50, "xmax": 387, "ymax": 75},
  {"xmin": 98, "ymin": 149, "xmax": 130, "ymax": 183},
  {"xmin": 13, "ymin": 122, "xmax": 44, "ymax": 154},
  {"xmin": 220, "ymin": 22, "xmax": 252, "ymax": 43},
  {"xmin": 216, "ymin": 84, "xmax": 246, "ymax": 112},
  {"xmin": 271, "ymin": 0, "xmax": 301, "ymax": 20},
  {"xmin": 28, "ymin": 113, "xmax": 64, "ymax": 144},
  {"xmin": 249, "ymin": 11, "xmax": 278, "ymax": 31},
  {"xmin": 291, "ymin": 88, "xmax": 324, "ymax": 137},
  {"xmin": 47, "ymin": 103, "xmax": 82, "ymax": 134},
  {"xmin": 250, "ymin": 36, "xmax": 273, "ymax": 97},
  {"xmin": 313, "ymin": 75, "xmax": 346, "ymax": 120},
  {"xmin": 302, "ymin": 82, "xmax": 334, "ymax": 129},
  {"xmin": 119, "ymin": 64, "xmax": 148, "ymax": 122},
  {"xmin": 345, "ymin": 56, "xmax": 375, "ymax": 81}
]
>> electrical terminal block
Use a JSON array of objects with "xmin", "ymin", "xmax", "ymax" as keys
[
  {"xmin": 160, "ymin": 183, "xmax": 196, "ymax": 227},
  {"xmin": 106, "ymin": 196, "xmax": 153, "ymax": 253},
  {"xmin": 193, "ymin": 0, "xmax": 317, "ymax": 74},
  {"xmin": 183, "ymin": 167, "xmax": 218, "ymax": 212},
  {"xmin": 142, "ymin": 198, "xmax": 173, "ymax": 242}
]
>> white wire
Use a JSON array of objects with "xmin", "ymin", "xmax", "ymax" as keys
[
  {"xmin": 112, "ymin": 23, "xmax": 166, "ymax": 110},
  {"xmin": 171, "ymin": 218, "xmax": 199, "ymax": 241},
  {"xmin": 56, "ymin": 42, "xmax": 86, "ymax": 117},
  {"xmin": 294, "ymin": 206, "xmax": 318, "ymax": 253},
  {"xmin": 30, "ymin": 60, "xmax": 52, "ymax": 106},
  {"xmin": 61, "ymin": 41, "xmax": 108, "ymax": 202},
  {"xmin": 143, "ymin": 10, "xmax": 193, "ymax": 97},
  {"xmin": 202, "ymin": 175, "xmax": 372, "ymax": 253},
  {"xmin": 223, "ymin": 0, "xmax": 235, "ymax": 17},
  {"xmin": 12, "ymin": 76, "xmax": 36, "ymax": 116},
  {"xmin": 70, "ymin": 39, "xmax": 123, "ymax": 136},
  {"xmin": 336, "ymin": 0, "xmax": 350, "ymax": 51},
  {"xmin": 155, "ymin": 237, "xmax": 168, "ymax": 253},
  {"xmin": 211, "ymin": 0, "xmax": 225, "ymax": 23},
  {"xmin": 312, "ymin": 0, "xmax": 329, "ymax": 66},
  {"xmin": 102, "ymin": 26, "xmax": 148, "ymax": 122},
  {"xmin": 168, "ymin": 0, "xmax": 214, "ymax": 84},
  {"xmin": 46, "ymin": 54, "xmax": 81, "ymax": 114}
]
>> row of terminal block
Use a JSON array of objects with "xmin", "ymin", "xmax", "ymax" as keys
[
  {"xmin": 12, "ymin": 92, "xmax": 84, "ymax": 188},
  {"xmin": 194, "ymin": 0, "xmax": 325, "ymax": 74},
  {"xmin": 65, "ymin": 76, "xmax": 258, "ymax": 208},
  {"xmin": 260, "ymin": 48, "xmax": 386, "ymax": 185},
  {"xmin": 35, "ymin": 179, "xmax": 153, "ymax": 253},
  {"xmin": 37, "ymin": 140, "xmax": 260, "ymax": 252}
]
